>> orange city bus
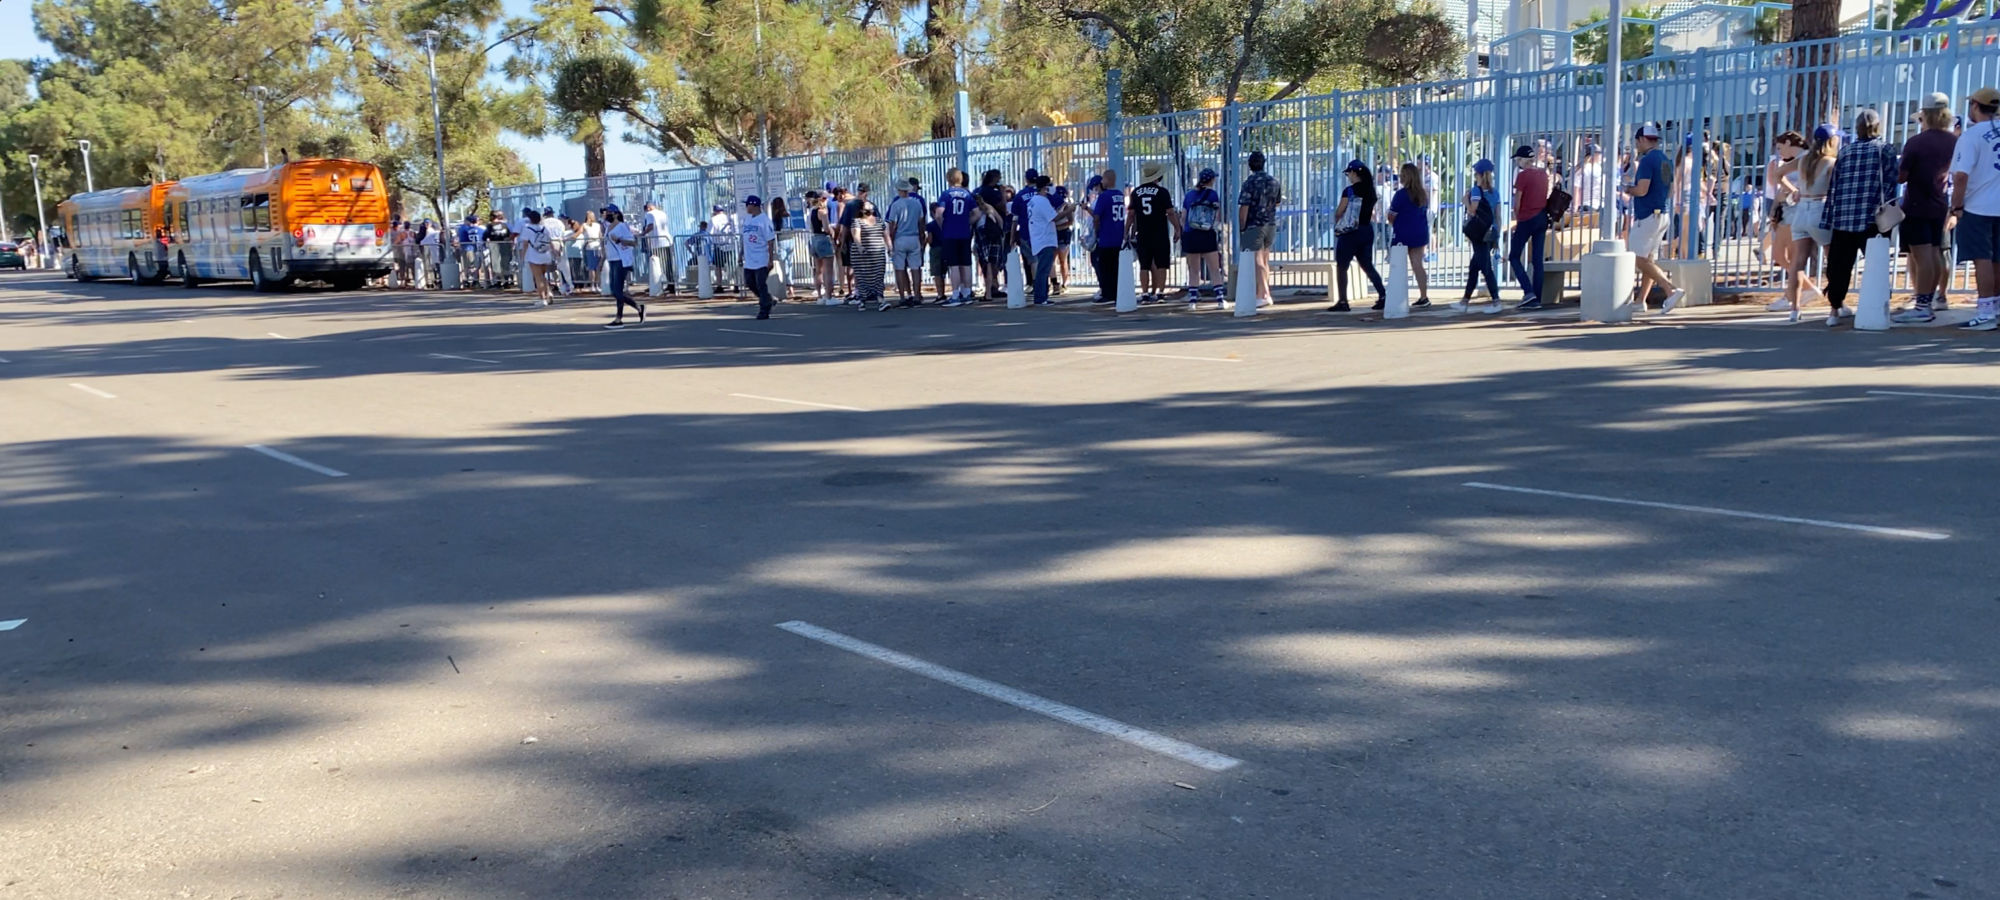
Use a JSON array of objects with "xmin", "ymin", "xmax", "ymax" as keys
[
  {"xmin": 55, "ymin": 182, "xmax": 175, "ymax": 283},
  {"xmin": 163, "ymin": 158, "xmax": 393, "ymax": 291}
]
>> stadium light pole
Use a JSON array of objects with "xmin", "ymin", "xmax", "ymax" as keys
[
  {"xmin": 78, "ymin": 140, "xmax": 94, "ymax": 193},
  {"xmin": 28, "ymin": 154, "xmax": 50, "ymax": 267},
  {"xmin": 419, "ymin": 29, "xmax": 458, "ymax": 288},
  {"xmin": 252, "ymin": 86, "xmax": 271, "ymax": 167}
]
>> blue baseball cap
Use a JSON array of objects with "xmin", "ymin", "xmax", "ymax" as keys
[
  {"xmin": 1086, "ymin": 174, "xmax": 1103, "ymax": 190},
  {"xmin": 1813, "ymin": 123, "xmax": 1840, "ymax": 142},
  {"xmin": 603, "ymin": 203, "xmax": 621, "ymax": 215},
  {"xmin": 712, "ymin": 204, "xmax": 725, "ymax": 212},
  {"xmin": 1023, "ymin": 167, "xmax": 1039, "ymax": 181},
  {"xmin": 823, "ymin": 180, "xmax": 839, "ymax": 192},
  {"xmin": 743, "ymin": 195, "xmax": 762, "ymax": 206},
  {"xmin": 1197, "ymin": 167, "xmax": 1217, "ymax": 182},
  {"xmin": 1344, "ymin": 159, "xmax": 1367, "ymax": 173},
  {"xmin": 1472, "ymin": 158, "xmax": 1496, "ymax": 174}
]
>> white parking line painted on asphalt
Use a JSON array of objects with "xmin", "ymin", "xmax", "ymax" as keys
[
  {"xmin": 1868, "ymin": 390, "xmax": 2000, "ymax": 402},
  {"xmin": 1463, "ymin": 481, "xmax": 1949, "ymax": 541},
  {"xmin": 1075, "ymin": 349, "xmax": 1241, "ymax": 363},
  {"xmin": 776, "ymin": 620, "xmax": 1243, "ymax": 772},
  {"xmin": 717, "ymin": 327, "xmax": 806, "ymax": 338},
  {"xmin": 0, "ymin": 619, "xmax": 24, "ymax": 632},
  {"xmin": 68, "ymin": 383, "xmax": 116, "ymax": 399},
  {"xmin": 0, "ymin": 356, "xmax": 11, "ymax": 363},
  {"xmin": 428, "ymin": 352, "xmax": 501, "ymax": 365},
  {"xmin": 728, "ymin": 392, "xmax": 869, "ymax": 412},
  {"xmin": 245, "ymin": 444, "xmax": 349, "ymax": 478},
  {"xmin": 267, "ymin": 332, "xmax": 294, "ymax": 340}
]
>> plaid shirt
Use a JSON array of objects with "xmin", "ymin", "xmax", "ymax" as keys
[{"xmin": 1820, "ymin": 138, "xmax": 1899, "ymax": 234}]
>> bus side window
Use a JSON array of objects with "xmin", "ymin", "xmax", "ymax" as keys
[
  {"xmin": 240, "ymin": 195, "xmax": 253, "ymax": 233},
  {"xmin": 255, "ymin": 194, "xmax": 271, "ymax": 232}
]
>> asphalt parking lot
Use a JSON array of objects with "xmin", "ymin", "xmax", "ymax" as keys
[{"xmin": 4, "ymin": 270, "xmax": 1999, "ymax": 899}]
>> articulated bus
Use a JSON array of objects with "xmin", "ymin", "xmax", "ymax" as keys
[
  {"xmin": 55, "ymin": 182, "xmax": 176, "ymax": 283},
  {"xmin": 164, "ymin": 158, "xmax": 393, "ymax": 291}
]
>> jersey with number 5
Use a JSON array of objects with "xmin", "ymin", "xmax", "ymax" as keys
[{"xmin": 939, "ymin": 187, "xmax": 977, "ymax": 240}]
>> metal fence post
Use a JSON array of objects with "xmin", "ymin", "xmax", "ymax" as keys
[
  {"xmin": 1221, "ymin": 100, "xmax": 1242, "ymax": 307},
  {"xmin": 1686, "ymin": 47, "xmax": 1709, "ymax": 262}
]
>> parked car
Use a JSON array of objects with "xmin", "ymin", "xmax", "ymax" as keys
[{"xmin": 0, "ymin": 242, "xmax": 25, "ymax": 270}]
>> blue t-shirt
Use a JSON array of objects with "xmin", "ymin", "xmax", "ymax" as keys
[
  {"xmin": 1389, "ymin": 188, "xmax": 1429, "ymax": 247},
  {"xmin": 1010, "ymin": 191, "xmax": 1034, "ymax": 242},
  {"xmin": 1092, "ymin": 190, "xmax": 1126, "ymax": 248},
  {"xmin": 939, "ymin": 187, "xmax": 975, "ymax": 240},
  {"xmin": 1633, "ymin": 148, "xmax": 1672, "ymax": 219}
]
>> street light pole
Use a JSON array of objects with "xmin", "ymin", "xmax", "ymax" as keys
[
  {"xmin": 29, "ymin": 154, "xmax": 50, "ymax": 268},
  {"xmin": 419, "ymin": 30, "xmax": 458, "ymax": 289},
  {"xmin": 1602, "ymin": 0, "xmax": 1622, "ymax": 244},
  {"xmin": 252, "ymin": 86, "xmax": 271, "ymax": 167},
  {"xmin": 78, "ymin": 140, "xmax": 94, "ymax": 193}
]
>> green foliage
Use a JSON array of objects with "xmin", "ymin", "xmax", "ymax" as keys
[{"xmin": 1572, "ymin": 5, "xmax": 1662, "ymax": 64}]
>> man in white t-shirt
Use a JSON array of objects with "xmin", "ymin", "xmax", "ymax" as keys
[
  {"xmin": 708, "ymin": 204, "xmax": 739, "ymax": 293},
  {"xmin": 1952, "ymin": 86, "xmax": 2000, "ymax": 330},
  {"xmin": 642, "ymin": 201, "xmax": 675, "ymax": 296},
  {"xmin": 738, "ymin": 195, "xmax": 779, "ymax": 319}
]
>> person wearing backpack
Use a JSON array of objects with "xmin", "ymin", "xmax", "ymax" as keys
[
  {"xmin": 1181, "ymin": 167, "xmax": 1226, "ymax": 309},
  {"xmin": 516, "ymin": 208, "xmax": 557, "ymax": 306}
]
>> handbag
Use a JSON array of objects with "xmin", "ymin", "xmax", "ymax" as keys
[
  {"xmin": 1461, "ymin": 191, "xmax": 1494, "ymax": 243},
  {"xmin": 1334, "ymin": 199, "xmax": 1361, "ymax": 235},
  {"xmin": 1874, "ymin": 200, "xmax": 1904, "ymax": 233}
]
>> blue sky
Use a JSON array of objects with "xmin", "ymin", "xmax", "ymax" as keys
[{"xmin": 0, "ymin": 0, "xmax": 657, "ymax": 184}]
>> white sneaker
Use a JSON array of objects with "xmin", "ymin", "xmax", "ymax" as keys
[
  {"xmin": 1453, "ymin": 300, "xmax": 1469, "ymax": 313},
  {"xmin": 1662, "ymin": 289, "xmax": 1686, "ymax": 314},
  {"xmin": 1482, "ymin": 302, "xmax": 1505, "ymax": 314},
  {"xmin": 1765, "ymin": 298, "xmax": 1790, "ymax": 312}
]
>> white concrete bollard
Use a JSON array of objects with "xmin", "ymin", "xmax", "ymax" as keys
[
  {"xmin": 1006, "ymin": 248, "xmax": 1028, "ymax": 309},
  {"xmin": 1857, "ymin": 235, "xmax": 1893, "ymax": 331},
  {"xmin": 1233, "ymin": 250, "xmax": 1260, "ymax": 317},
  {"xmin": 1580, "ymin": 239, "xmax": 1637, "ymax": 324},
  {"xmin": 646, "ymin": 244, "xmax": 664, "ymax": 297},
  {"xmin": 697, "ymin": 252, "xmax": 715, "ymax": 299},
  {"xmin": 1384, "ymin": 248, "xmax": 1411, "ymax": 319},
  {"xmin": 1115, "ymin": 248, "xmax": 1139, "ymax": 312}
]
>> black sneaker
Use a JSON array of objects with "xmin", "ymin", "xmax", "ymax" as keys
[
  {"xmin": 1328, "ymin": 301, "xmax": 1352, "ymax": 312},
  {"xmin": 1092, "ymin": 296, "xmax": 1116, "ymax": 305},
  {"xmin": 1411, "ymin": 298, "xmax": 1431, "ymax": 309},
  {"xmin": 637, "ymin": 303, "xmax": 647, "ymax": 324},
  {"xmin": 604, "ymin": 320, "xmax": 626, "ymax": 329},
  {"xmin": 1371, "ymin": 299, "xmax": 1386, "ymax": 311}
]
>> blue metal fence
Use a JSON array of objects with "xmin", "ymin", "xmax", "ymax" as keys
[{"xmin": 494, "ymin": 20, "xmax": 2000, "ymax": 297}]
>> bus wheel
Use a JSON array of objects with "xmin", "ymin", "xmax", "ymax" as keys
[
  {"xmin": 179, "ymin": 255, "xmax": 200, "ymax": 289},
  {"xmin": 71, "ymin": 256, "xmax": 96, "ymax": 282},
  {"xmin": 249, "ymin": 253, "xmax": 275, "ymax": 292},
  {"xmin": 127, "ymin": 254, "xmax": 144, "ymax": 284}
]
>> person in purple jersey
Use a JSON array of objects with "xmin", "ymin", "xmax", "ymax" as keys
[
  {"xmin": 1085, "ymin": 167, "xmax": 1126, "ymax": 305},
  {"xmin": 937, "ymin": 167, "xmax": 980, "ymax": 305}
]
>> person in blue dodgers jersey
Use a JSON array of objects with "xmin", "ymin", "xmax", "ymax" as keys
[
  {"xmin": 937, "ymin": 168, "xmax": 980, "ymax": 306},
  {"xmin": 1181, "ymin": 168, "xmax": 1226, "ymax": 309},
  {"xmin": 1085, "ymin": 167, "xmax": 1127, "ymax": 306},
  {"xmin": 1388, "ymin": 162, "xmax": 1433, "ymax": 307}
]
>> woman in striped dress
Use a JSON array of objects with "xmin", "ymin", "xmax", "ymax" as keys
[{"xmin": 851, "ymin": 199, "xmax": 891, "ymax": 310}]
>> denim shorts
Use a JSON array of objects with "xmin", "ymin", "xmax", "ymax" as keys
[
  {"xmin": 1957, "ymin": 212, "xmax": 2000, "ymax": 263},
  {"xmin": 1239, "ymin": 224, "xmax": 1274, "ymax": 252}
]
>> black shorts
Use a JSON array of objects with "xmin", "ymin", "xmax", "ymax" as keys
[
  {"xmin": 1900, "ymin": 215, "xmax": 1945, "ymax": 251},
  {"xmin": 939, "ymin": 237, "xmax": 972, "ymax": 267},
  {"xmin": 1057, "ymin": 229, "xmax": 1074, "ymax": 247},
  {"xmin": 1134, "ymin": 232, "xmax": 1173, "ymax": 270},
  {"xmin": 977, "ymin": 240, "xmax": 1005, "ymax": 265},
  {"xmin": 1181, "ymin": 228, "xmax": 1219, "ymax": 255}
]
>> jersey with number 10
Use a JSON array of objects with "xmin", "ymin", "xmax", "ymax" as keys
[{"xmin": 939, "ymin": 187, "xmax": 976, "ymax": 240}]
